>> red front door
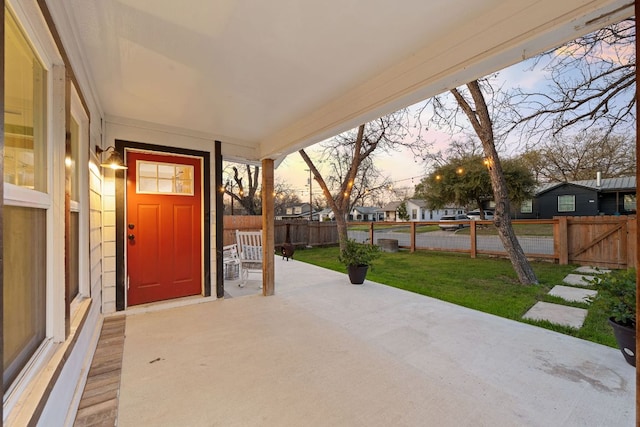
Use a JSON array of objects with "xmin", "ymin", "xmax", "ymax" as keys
[{"xmin": 126, "ymin": 151, "xmax": 202, "ymax": 306}]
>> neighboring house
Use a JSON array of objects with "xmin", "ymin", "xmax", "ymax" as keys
[
  {"xmin": 383, "ymin": 199, "xmax": 466, "ymax": 222},
  {"xmin": 349, "ymin": 206, "xmax": 385, "ymax": 221},
  {"xmin": 314, "ymin": 208, "xmax": 334, "ymax": 221},
  {"xmin": 383, "ymin": 201, "xmax": 402, "ymax": 221},
  {"xmin": 514, "ymin": 176, "xmax": 637, "ymax": 219},
  {"xmin": 277, "ymin": 203, "xmax": 312, "ymax": 220}
]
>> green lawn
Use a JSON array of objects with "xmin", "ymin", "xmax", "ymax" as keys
[
  {"xmin": 293, "ymin": 247, "xmax": 617, "ymax": 348},
  {"xmin": 457, "ymin": 223, "xmax": 554, "ymax": 236}
]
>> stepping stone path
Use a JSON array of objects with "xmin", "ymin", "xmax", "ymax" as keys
[{"xmin": 522, "ymin": 266, "xmax": 610, "ymax": 329}]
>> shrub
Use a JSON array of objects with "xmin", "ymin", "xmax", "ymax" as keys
[
  {"xmin": 588, "ymin": 268, "xmax": 636, "ymax": 327},
  {"xmin": 338, "ymin": 239, "xmax": 381, "ymax": 267}
]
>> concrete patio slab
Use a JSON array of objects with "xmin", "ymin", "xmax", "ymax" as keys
[
  {"xmin": 548, "ymin": 285, "xmax": 598, "ymax": 303},
  {"xmin": 118, "ymin": 258, "xmax": 634, "ymax": 426},
  {"xmin": 522, "ymin": 301, "xmax": 588, "ymax": 329},
  {"xmin": 575, "ymin": 266, "xmax": 612, "ymax": 274},
  {"xmin": 563, "ymin": 273, "xmax": 598, "ymax": 287}
]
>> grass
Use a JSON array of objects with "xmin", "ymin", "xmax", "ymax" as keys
[
  {"xmin": 293, "ymin": 246, "xmax": 617, "ymax": 348},
  {"xmin": 457, "ymin": 223, "xmax": 554, "ymax": 236},
  {"xmin": 349, "ymin": 223, "xmax": 553, "ymax": 236}
]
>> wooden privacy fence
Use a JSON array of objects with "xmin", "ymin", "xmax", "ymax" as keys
[
  {"xmin": 224, "ymin": 215, "xmax": 637, "ymax": 269},
  {"xmin": 352, "ymin": 216, "xmax": 637, "ymax": 269},
  {"xmin": 223, "ymin": 216, "xmax": 339, "ymax": 247},
  {"xmin": 557, "ymin": 215, "xmax": 636, "ymax": 269}
]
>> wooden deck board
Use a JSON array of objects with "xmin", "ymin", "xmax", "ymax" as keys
[{"xmin": 74, "ymin": 315, "xmax": 126, "ymax": 426}]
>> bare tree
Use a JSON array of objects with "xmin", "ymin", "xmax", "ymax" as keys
[
  {"xmin": 520, "ymin": 131, "xmax": 636, "ymax": 182},
  {"xmin": 223, "ymin": 163, "xmax": 261, "ymax": 215},
  {"xmin": 273, "ymin": 181, "xmax": 301, "ymax": 216},
  {"xmin": 419, "ymin": 79, "xmax": 538, "ymax": 285},
  {"xmin": 299, "ymin": 110, "xmax": 421, "ymax": 251},
  {"xmin": 514, "ymin": 18, "xmax": 635, "ymax": 138}
]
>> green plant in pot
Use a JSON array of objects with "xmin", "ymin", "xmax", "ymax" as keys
[
  {"xmin": 588, "ymin": 268, "xmax": 636, "ymax": 367},
  {"xmin": 338, "ymin": 239, "xmax": 381, "ymax": 284}
]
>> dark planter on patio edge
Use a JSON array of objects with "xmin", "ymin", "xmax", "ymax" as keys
[
  {"xmin": 347, "ymin": 265, "xmax": 369, "ymax": 285},
  {"xmin": 608, "ymin": 318, "xmax": 636, "ymax": 367}
]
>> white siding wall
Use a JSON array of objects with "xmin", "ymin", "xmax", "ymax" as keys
[{"xmin": 102, "ymin": 174, "xmax": 117, "ymax": 313}]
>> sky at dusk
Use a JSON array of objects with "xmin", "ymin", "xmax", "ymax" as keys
[{"xmin": 272, "ymin": 55, "xmax": 557, "ymax": 200}]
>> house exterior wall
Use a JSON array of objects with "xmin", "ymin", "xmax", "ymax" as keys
[
  {"xmin": 535, "ymin": 185, "xmax": 599, "ymax": 218},
  {"xmin": 3, "ymin": 1, "xmax": 106, "ymax": 425},
  {"xmin": 404, "ymin": 200, "xmax": 462, "ymax": 222}
]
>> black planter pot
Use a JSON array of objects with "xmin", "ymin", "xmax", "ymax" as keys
[
  {"xmin": 347, "ymin": 265, "xmax": 369, "ymax": 285},
  {"xmin": 608, "ymin": 318, "xmax": 636, "ymax": 367}
]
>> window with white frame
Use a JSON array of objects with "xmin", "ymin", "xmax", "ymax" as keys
[
  {"xmin": 624, "ymin": 194, "xmax": 636, "ymax": 212},
  {"xmin": 137, "ymin": 160, "xmax": 194, "ymax": 195},
  {"xmin": 412, "ymin": 209, "xmax": 417, "ymax": 219},
  {"xmin": 558, "ymin": 195, "xmax": 575, "ymax": 212},
  {"xmin": 3, "ymin": 8, "xmax": 49, "ymax": 391},
  {"xmin": 69, "ymin": 85, "xmax": 89, "ymax": 307},
  {"xmin": 521, "ymin": 199, "xmax": 533, "ymax": 213}
]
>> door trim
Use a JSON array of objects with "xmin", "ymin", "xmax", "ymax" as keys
[{"xmin": 115, "ymin": 139, "xmax": 211, "ymax": 311}]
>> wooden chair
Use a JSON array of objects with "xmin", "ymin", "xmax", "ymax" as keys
[
  {"xmin": 235, "ymin": 230, "xmax": 263, "ymax": 287},
  {"xmin": 222, "ymin": 244, "xmax": 241, "ymax": 280}
]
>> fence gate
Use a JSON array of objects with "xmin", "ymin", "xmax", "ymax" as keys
[{"xmin": 563, "ymin": 216, "xmax": 636, "ymax": 269}]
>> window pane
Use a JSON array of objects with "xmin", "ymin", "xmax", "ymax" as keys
[
  {"xmin": 5, "ymin": 11, "xmax": 47, "ymax": 191},
  {"xmin": 139, "ymin": 162, "xmax": 157, "ymax": 178},
  {"xmin": 158, "ymin": 178, "xmax": 173, "ymax": 193},
  {"xmin": 157, "ymin": 165, "xmax": 174, "ymax": 180},
  {"xmin": 624, "ymin": 195, "xmax": 636, "ymax": 212},
  {"xmin": 558, "ymin": 195, "xmax": 575, "ymax": 212},
  {"xmin": 139, "ymin": 177, "xmax": 157, "ymax": 193},
  {"xmin": 521, "ymin": 200, "xmax": 533, "ymax": 213},
  {"xmin": 70, "ymin": 212, "xmax": 79, "ymax": 301},
  {"xmin": 3, "ymin": 206, "xmax": 47, "ymax": 391},
  {"xmin": 176, "ymin": 180, "xmax": 192, "ymax": 194},
  {"xmin": 69, "ymin": 117, "xmax": 80, "ymax": 201}
]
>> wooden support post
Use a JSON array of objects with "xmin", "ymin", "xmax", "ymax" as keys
[
  {"xmin": 261, "ymin": 159, "xmax": 275, "ymax": 296},
  {"xmin": 369, "ymin": 222, "xmax": 374, "ymax": 244}
]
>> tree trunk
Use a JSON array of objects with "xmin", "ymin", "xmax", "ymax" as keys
[
  {"xmin": 453, "ymin": 81, "xmax": 538, "ymax": 285},
  {"xmin": 335, "ymin": 214, "xmax": 349, "ymax": 253}
]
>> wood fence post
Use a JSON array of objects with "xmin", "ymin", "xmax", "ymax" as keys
[
  {"xmin": 410, "ymin": 222, "xmax": 416, "ymax": 253},
  {"xmin": 470, "ymin": 221, "xmax": 477, "ymax": 259},
  {"xmin": 628, "ymin": 216, "xmax": 637, "ymax": 269},
  {"xmin": 556, "ymin": 216, "xmax": 568, "ymax": 265},
  {"xmin": 369, "ymin": 222, "xmax": 374, "ymax": 244}
]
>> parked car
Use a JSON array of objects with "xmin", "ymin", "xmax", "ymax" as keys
[
  {"xmin": 438, "ymin": 214, "xmax": 470, "ymax": 230},
  {"xmin": 466, "ymin": 210, "xmax": 494, "ymax": 220}
]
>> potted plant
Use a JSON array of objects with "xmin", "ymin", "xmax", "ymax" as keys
[
  {"xmin": 588, "ymin": 268, "xmax": 636, "ymax": 367},
  {"xmin": 338, "ymin": 239, "xmax": 381, "ymax": 284}
]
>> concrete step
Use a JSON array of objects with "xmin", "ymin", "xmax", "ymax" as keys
[
  {"xmin": 575, "ymin": 266, "xmax": 611, "ymax": 275},
  {"xmin": 562, "ymin": 273, "xmax": 599, "ymax": 287},
  {"xmin": 522, "ymin": 301, "xmax": 588, "ymax": 329},
  {"xmin": 548, "ymin": 285, "xmax": 597, "ymax": 304}
]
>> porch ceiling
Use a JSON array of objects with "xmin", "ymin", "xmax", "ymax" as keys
[{"xmin": 49, "ymin": 0, "xmax": 632, "ymax": 163}]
